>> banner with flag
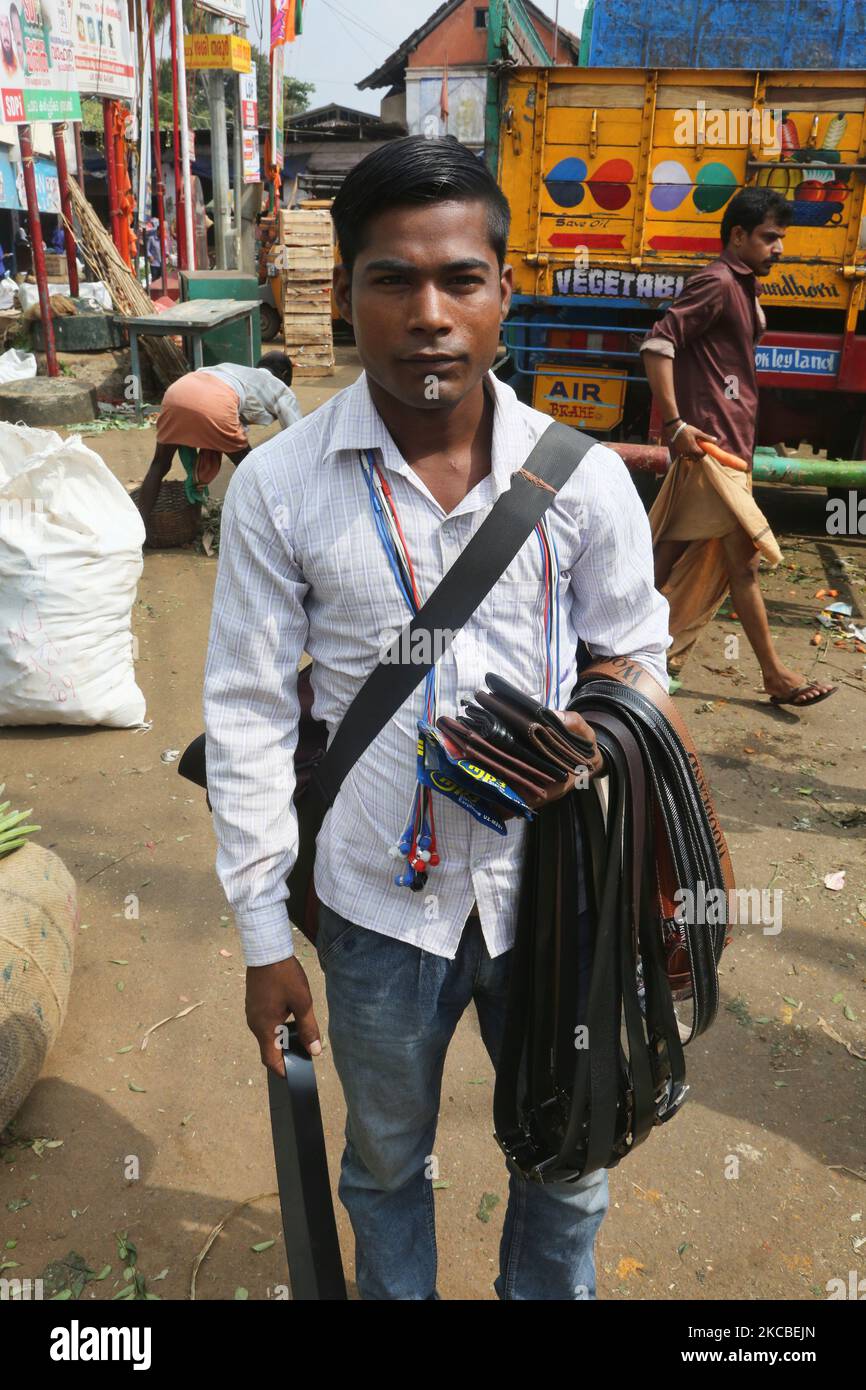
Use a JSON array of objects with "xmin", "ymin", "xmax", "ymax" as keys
[
  {"xmin": 270, "ymin": 0, "xmax": 303, "ymax": 181},
  {"xmin": 272, "ymin": 0, "xmax": 304, "ymax": 47}
]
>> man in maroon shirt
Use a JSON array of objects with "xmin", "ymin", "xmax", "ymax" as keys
[{"xmin": 642, "ymin": 188, "xmax": 835, "ymax": 708}]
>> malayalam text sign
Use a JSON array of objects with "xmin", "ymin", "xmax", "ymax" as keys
[
  {"xmin": 0, "ymin": 0, "xmax": 81, "ymax": 123},
  {"xmin": 184, "ymin": 33, "xmax": 251, "ymax": 73}
]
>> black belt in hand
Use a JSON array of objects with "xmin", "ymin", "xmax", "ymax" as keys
[{"xmin": 493, "ymin": 670, "xmax": 732, "ymax": 1186}]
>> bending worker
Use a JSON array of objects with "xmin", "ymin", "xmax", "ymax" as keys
[
  {"xmin": 136, "ymin": 351, "xmax": 301, "ymax": 531},
  {"xmin": 641, "ymin": 187, "xmax": 835, "ymax": 709}
]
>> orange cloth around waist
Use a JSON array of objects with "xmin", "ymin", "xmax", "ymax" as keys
[{"xmin": 156, "ymin": 373, "xmax": 247, "ymax": 454}]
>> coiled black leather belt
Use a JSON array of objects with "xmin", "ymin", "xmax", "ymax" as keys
[{"xmin": 493, "ymin": 657, "xmax": 734, "ymax": 1186}]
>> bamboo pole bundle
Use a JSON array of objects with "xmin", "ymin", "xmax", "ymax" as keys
[{"xmin": 63, "ymin": 179, "xmax": 187, "ymax": 387}]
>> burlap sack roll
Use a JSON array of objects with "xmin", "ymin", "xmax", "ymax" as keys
[{"xmin": 0, "ymin": 842, "xmax": 78, "ymax": 1132}]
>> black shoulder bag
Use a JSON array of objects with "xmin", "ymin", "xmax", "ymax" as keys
[{"xmin": 178, "ymin": 421, "xmax": 596, "ymax": 942}]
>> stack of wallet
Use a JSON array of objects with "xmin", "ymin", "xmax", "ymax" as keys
[{"xmin": 417, "ymin": 674, "xmax": 598, "ymax": 831}]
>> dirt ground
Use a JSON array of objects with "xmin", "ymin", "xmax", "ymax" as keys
[{"xmin": 1, "ymin": 346, "xmax": 864, "ymax": 1302}]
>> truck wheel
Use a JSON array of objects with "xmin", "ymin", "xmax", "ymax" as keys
[{"xmin": 260, "ymin": 303, "xmax": 281, "ymax": 342}]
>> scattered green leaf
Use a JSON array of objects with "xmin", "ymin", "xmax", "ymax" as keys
[
  {"xmin": 235, "ymin": 1286, "xmax": 249, "ymax": 1300},
  {"xmin": 251, "ymin": 1240, "xmax": 275, "ymax": 1253},
  {"xmin": 476, "ymin": 1192, "xmax": 501, "ymax": 1224},
  {"xmin": 844, "ymin": 1005, "xmax": 858, "ymax": 1022},
  {"xmin": 726, "ymin": 996, "xmax": 752, "ymax": 1027},
  {"xmin": 128, "ymin": 1082, "xmax": 146, "ymax": 1093}
]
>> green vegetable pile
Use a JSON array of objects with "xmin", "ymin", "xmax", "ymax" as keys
[{"xmin": 0, "ymin": 785, "xmax": 41, "ymax": 859}]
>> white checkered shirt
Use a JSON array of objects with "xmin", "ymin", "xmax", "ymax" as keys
[{"xmin": 203, "ymin": 369, "xmax": 671, "ymax": 966}]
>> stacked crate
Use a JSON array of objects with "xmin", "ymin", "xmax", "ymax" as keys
[{"xmin": 276, "ymin": 208, "xmax": 335, "ymax": 377}]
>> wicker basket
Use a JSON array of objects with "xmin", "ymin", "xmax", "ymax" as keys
[{"xmin": 129, "ymin": 480, "xmax": 201, "ymax": 549}]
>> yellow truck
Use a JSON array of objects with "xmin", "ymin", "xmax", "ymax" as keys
[{"xmin": 496, "ymin": 64, "xmax": 866, "ymax": 479}]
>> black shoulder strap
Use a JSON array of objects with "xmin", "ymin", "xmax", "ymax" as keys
[{"xmin": 311, "ymin": 421, "xmax": 596, "ymax": 811}]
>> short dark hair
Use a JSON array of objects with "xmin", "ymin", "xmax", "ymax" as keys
[
  {"xmin": 331, "ymin": 135, "xmax": 511, "ymax": 275},
  {"xmin": 257, "ymin": 350, "xmax": 293, "ymax": 387},
  {"xmin": 721, "ymin": 188, "xmax": 792, "ymax": 245}
]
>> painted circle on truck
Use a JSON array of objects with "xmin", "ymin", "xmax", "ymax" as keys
[
  {"xmin": 544, "ymin": 156, "xmax": 588, "ymax": 208},
  {"xmin": 649, "ymin": 160, "xmax": 691, "ymax": 211},
  {"xmin": 586, "ymin": 158, "xmax": 633, "ymax": 211},
  {"xmin": 692, "ymin": 162, "xmax": 738, "ymax": 214}
]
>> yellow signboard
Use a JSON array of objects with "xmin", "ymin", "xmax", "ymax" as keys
[
  {"xmin": 760, "ymin": 260, "xmax": 848, "ymax": 310},
  {"xmin": 184, "ymin": 34, "xmax": 252, "ymax": 73},
  {"xmin": 532, "ymin": 365, "xmax": 627, "ymax": 431}
]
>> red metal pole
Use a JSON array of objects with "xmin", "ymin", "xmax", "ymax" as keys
[
  {"xmin": 147, "ymin": 0, "xmax": 169, "ymax": 284},
  {"xmin": 103, "ymin": 98, "xmax": 122, "ymax": 253},
  {"xmin": 52, "ymin": 123, "xmax": 79, "ymax": 297},
  {"xmin": 19, "ymin": 124, "xmax": 58, "ymax": 378},
  {"xmin": 610, "ymin": 443, "xmax": 671, "ymax": 474},
  {"xmin": 169, "ymin": 0, "xmax": 186, "ymax": 269}
]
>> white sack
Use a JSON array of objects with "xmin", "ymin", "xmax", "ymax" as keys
[
  {"xmin": 16, "ymin": 280, "xmax": 111, "ymax": 313},
  {"xmin": 0, "ymin": 348, "xmax": 36, "ymax": 383},
  {"xmin": 0, "ymin": 421, "xmax": 147, "ymax": 727}
]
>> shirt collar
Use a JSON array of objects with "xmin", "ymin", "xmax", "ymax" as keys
[
  {"xmin": 321, "ymin": 368, "xmax": 528, "ymax": 506},
  {"xmin": 720, "ymin": 246, "xmax": 765, "ymax": 298}
]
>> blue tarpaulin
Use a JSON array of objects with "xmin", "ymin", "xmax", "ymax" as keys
[{"xmin": 582, "ymin": 0, "xmax": 866, "ymax": 69}]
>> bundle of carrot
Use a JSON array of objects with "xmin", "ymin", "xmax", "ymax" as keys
[{"xmin": 701, "ymin": 440, "xmax": 749, "ymax": 472}]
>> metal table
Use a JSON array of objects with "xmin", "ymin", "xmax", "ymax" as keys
[{"xmin": 114, "ymin": 298, "xmax": 260, "ymax": 415}]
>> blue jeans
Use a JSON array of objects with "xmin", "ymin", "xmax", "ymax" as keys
[{"xmin": 315, "ymin": 900, "xmax": 609, "ymax": 1300}]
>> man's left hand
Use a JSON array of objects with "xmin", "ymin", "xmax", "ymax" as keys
[{"xmin": 521, "ymin": 710, "xmax": 604, "ymax": 811}]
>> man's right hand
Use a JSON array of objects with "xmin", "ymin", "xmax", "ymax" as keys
[
  {"xmin": 245, "ymin": 957, "xmax": 322, "ymax": 1078},
  {"xmin": 665, "ymin": 423, "xmax": 718, "ymax": 460}
]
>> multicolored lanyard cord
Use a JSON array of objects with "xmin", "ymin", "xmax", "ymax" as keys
[{"xmin": 359, "ymin": 448, "xmax": 561, "ymax": 889}]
